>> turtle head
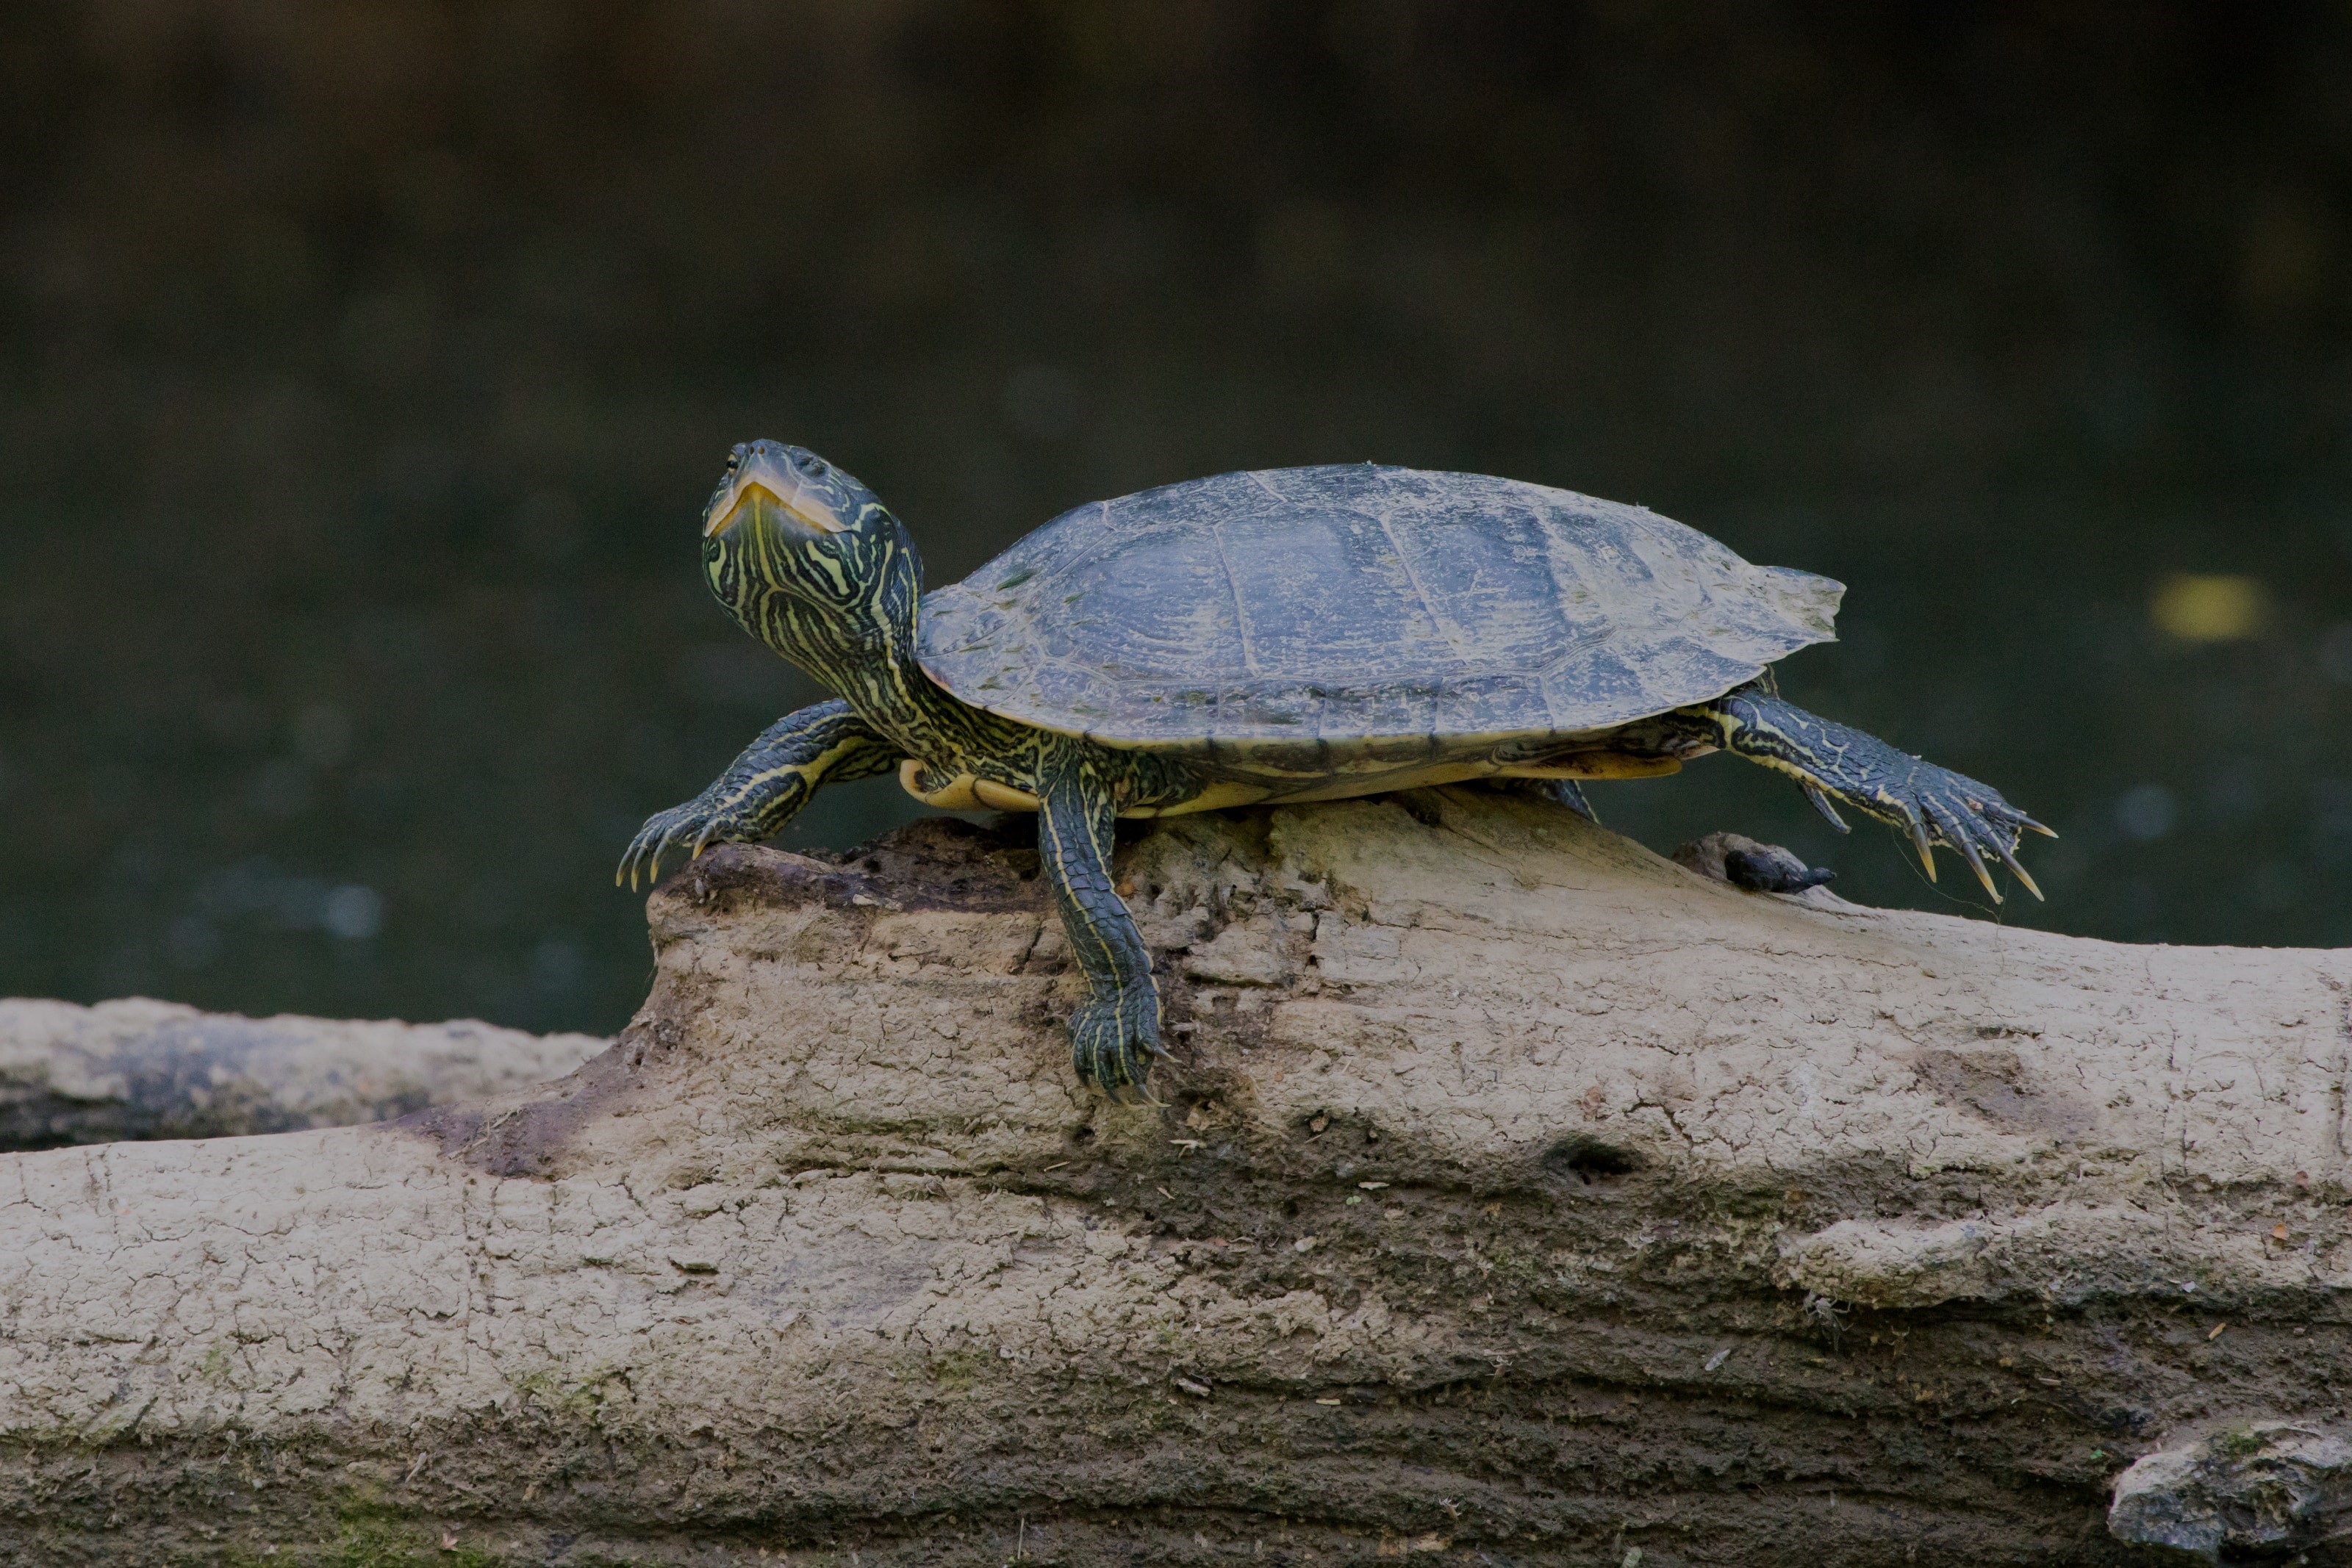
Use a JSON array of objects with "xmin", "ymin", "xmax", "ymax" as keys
[
  {"xmin": 700, "ymin": 440, "xmax": 922, "ymax": 681},
  {"xmin": 700, "ymin": 440, "xmax": 867, "ymax": 546}
]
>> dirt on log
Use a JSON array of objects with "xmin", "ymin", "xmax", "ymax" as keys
[{"xmin": 4, "ymin": 788, "xmax": 2350, "ymax": 1566}]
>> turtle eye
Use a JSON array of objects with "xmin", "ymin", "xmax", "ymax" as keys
[{"xmin": 793, "ymin": 452, "xmax": 825, "ymax": 475}]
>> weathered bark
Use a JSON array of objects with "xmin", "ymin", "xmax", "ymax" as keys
[
  {"xmin": 3, "ymin": 788, "xmax": 2348, "ymax": 1565},
  {"xmin": 0, "ymin": 996, "xmax": 604, "ymax": 1149}
]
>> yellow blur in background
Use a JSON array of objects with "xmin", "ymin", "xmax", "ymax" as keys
[{"xmin": 2151, "ymin": 575, "xmax": 2268, "ymax": 643}]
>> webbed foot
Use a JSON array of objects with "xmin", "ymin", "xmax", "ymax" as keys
[
  {"xmin": 617, "ymin": 791, "xmax": 763, "ymax": 891},
  {"xmin": 1705, "ymin": 686, "xmax": 2052, "ymax": 904},
  {"xmin": 1862, "ymin": 760, "xmax": 2051, "ymax": 902},
  {"xmin": 1069, "ymin": 990, "xmax": 1166, "ymax": 1105},
  {"xmin": 614, "ymin": 700, "xmax": 897, "ymax": 891}
]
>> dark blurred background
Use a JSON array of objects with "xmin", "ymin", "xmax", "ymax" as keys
[{"xmin": 4, "ymin": 2, "xmax": 2349, "ymax": 1036}]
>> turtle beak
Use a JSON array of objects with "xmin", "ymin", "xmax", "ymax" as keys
[{"xmin": 705, "ymin": 450, "xmax": 849, "ymax": 540}]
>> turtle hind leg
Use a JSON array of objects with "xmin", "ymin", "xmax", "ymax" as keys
[
  {"xmin": 1690, "ymin": 683, "xmax": 2051, "ymax": 903},
  {"xmin": 618, "ymin": 699, "xmax": 899, "ymax": 889},
  {"xmin": 1036, "ymin": 744, "xmax": 1165, "ymax": 1103},
  {"xmin": 1490, "ymin": 776, "xmax": 1601, "ymax": 825}
]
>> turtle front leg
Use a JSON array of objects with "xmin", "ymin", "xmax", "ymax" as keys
[
  {"xmin": 619, "ymin": 699, "xmax": 900, "ymax": 888},
  {"xmin": 1682, "ymin": 683, "xmax": 2054, "ymax": 902},
  {"xmin": 1036, "ymin": 745, "xmax": 1164, "ymax": 1104}
]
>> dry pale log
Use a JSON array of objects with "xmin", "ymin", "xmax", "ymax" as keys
[
  {"xmin": 0, "ymin": 996, "xmax": 605, "ymax": 1150},
  {"xmin": 2, "ymin": 788, "xmax": 2349, "ymax": 1565}
]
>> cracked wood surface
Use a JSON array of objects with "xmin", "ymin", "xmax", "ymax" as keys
[{"xmin": 1, "ymin": 788, "xmax": 2347, "ymax": 1565}]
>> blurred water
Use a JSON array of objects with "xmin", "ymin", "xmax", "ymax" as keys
[{"xmin": 2, "ymin": 3, "xmax": 2349, "ymax": 1035}]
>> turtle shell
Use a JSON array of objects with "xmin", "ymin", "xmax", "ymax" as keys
[{"xmin": 917, "ymin": 464, "xmax": 1841, "ymax": 749}]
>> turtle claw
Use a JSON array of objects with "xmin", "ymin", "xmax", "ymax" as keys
[
  {"xmin": 1888, "ymin": 770, "xmax": 2052, "ymax": 905},
  {"xmin": 1907, "ymin": 815, "xmax": 1938, "ymax": 880},
  {"xmin": 2004, "ymin": 851, "xmax": 2041, "ymax": 902},
  {"xmin": 1548, "ymin": 778, "xmax": 1600, "ymax": 826},
  {"xmin": 620, "ymin": 794, "xmax": 746, "ymax": 893},
  {"xmin": 1981, "ymin": 798, "xmax": 2057, "ymax": 842},
  {"xmin": 1801, "ymin": 782, "xmax": 1851, "ymax": 834},
  {"xmin": 1994, "ymin": 840, "xmax": 2044, "ymax": 902},
  {"xmin": 1711, "ymin": 689, "xmax": 2046, "ymax": 905},
  {"xmin": 1960, "ymin": 844, "xmax": 2003, "ymax": 902},
  {"xmin": 1920, "ymin": 797, "xmax": 2000, "ymax": 903},
  {"xmin": 1069, "ymin": 993, "xmax": 1164, "ymax": 1103}
]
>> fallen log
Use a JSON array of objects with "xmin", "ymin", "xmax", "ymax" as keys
[
  {"xmin": 0, "ymin": 996, "xmax": 604, "ymax": 1150},
  {"xmin": 2, "ymin": 788, "xmax": 2347, "ymax": 1564}
]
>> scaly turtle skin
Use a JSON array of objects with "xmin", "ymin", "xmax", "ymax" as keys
[{"xmin": 623, "ymin": 443, "xmax": 2051, "ymax": 1101}]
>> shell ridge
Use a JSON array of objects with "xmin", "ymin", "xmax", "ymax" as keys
[
  {"xmin": 1374, "ymin": 508, "xmax": 1471, "ymax": 666},
  {"xmin": 1208, "ymin": 518, "xmax": 1261, "ymax": 677}
]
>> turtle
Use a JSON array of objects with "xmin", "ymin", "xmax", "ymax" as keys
[{"xmin": 622, "ymin": 442, "xmax": 2051, "ymax": 1101}]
